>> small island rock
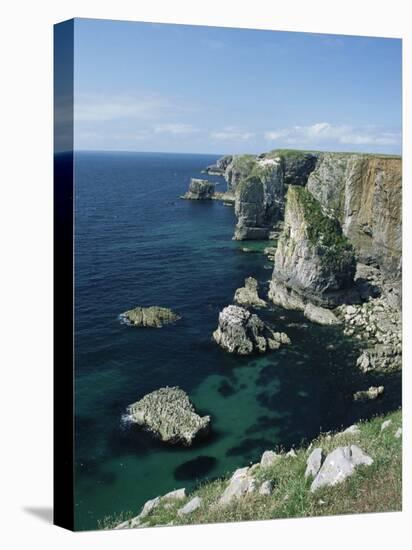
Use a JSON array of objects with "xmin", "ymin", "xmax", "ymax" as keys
[
  {"xmin": 127, "ymin": 387, "xmax": 211, "ymax": 446},
  {"xmin": 121, "ymin": 306, "xmax": 180, "ymax": 328},
  {"xmin": 182, "ymin": 178, "xmax": 215, "ymax": 200},
  {"xmin": 213, "ymin": 305, "xmax": 290, "ymax": 355},
  {"xmin": 234, "ymin": 277, "xmax": 267, "ymax": 308}
]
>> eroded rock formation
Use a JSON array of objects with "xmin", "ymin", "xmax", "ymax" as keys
[
  {"xmin": 126, "ymin": 387, "xmax": 211, "ymax": 446},
  {"xmin": 269, "ymin": 186, "xmax": 357, "ymax": 309},
  {"xmin": 121, "ymin": 306, "xmax": 181, "ymax": 328},
  {"xmin": 212, "ymin": 305, "xmax": 290, "ymax": 355},
  {"xmin": 182, "ymin": 178, "xmax": 215, "ymax": 200}
]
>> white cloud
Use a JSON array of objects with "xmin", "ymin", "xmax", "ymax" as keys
[
  {"xmin": 154, "ymin": 123, "xmax": 198, "ymax": 135},
  {"xmin": 210, "ymin": 127, "xmax": 254, "ymax": 141},
  {"xmin": 264, "ymin": 122, "xmax": 400, "ymax": 147},
  {"xmin": 74, "ymin": 93, "xmax": 173, "ymax": 122}
]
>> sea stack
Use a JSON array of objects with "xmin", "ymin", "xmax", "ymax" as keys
[{"xmin": 269, "ymin": 186, "xmax": 357, "ymax": 310}]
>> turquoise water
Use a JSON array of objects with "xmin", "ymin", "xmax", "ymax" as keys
[{"xmin": 73, "ymin": 151, "xmax": 400, "ymax": 530}]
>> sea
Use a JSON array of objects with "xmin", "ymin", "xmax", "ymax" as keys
[{"xmin": 73, "ymin": 151, "xmax": 401, "ymax": 530}]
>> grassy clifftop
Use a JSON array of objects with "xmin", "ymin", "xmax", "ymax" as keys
[{"xmin": 100, "ymin": 409, "xmax": 401, "ymax": 530}]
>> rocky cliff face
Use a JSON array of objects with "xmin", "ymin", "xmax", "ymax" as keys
[
  {"xmin": 230, "ymin": 151, "xmax": 319, "ymax": 240},
  {"xmin": 307, "ymin": 154, "xmax": 401, "ymax": 280},
  {"xmin": 182, "ymin": 178, "xmax": 215, "ymax": 200},
  {"xmin": 234, "ymin": 158, "xmax": 284, "ymax": 240},
  {"xmin": 269, "ymin": 186, "xmax": 357, "ymax": 308}
]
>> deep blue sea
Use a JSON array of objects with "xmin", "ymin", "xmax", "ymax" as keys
[{"xmin": 73, "ymin": 151, "xmax": 400, "ymax": 530}]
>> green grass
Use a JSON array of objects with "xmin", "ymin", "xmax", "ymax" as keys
[
  {"xmin": 104, "ymin": 409, "xmax": 401, "ymax": 529},
  {"xmin": 265, "ymin": 148, "xmax": 401, "ymax": 160}
]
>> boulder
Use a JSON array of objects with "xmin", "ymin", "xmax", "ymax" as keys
[
  {"xmin": 269, "ymin": 186, "xmax": 356, "ymax": 309},
  {"xmin": 126, "ymin": 386, "xmax": 211, "ymax": 446},
  {"xmin": 259, "ymin": 480, "xmax": 274, "ymax": 496},
  {"xmin": 260, "ymin": 450, "xmax": 280, "ymax": 468},
  {"xmin": 338, "ymin": 424, "xmax": 360, "ymax": 436},
  {"xmin": 305, "ymin": 448, "xmax": 323, "ymax": 479},
  {"xmin": 163, "ymin": 488, "xmax": 186, "ymax": 501},
  {"xmin": 183, "ymin": 178, "xmax": 215, "ymax": 200},
  {"xmin": 394, "ymin": 428, "xmax": 402, "ymax": 439},
  {"xmin": 310, "ymin": 445, "xmax": 373, "ymax": 492},
  {"xmin": 234, "ymin": 277, "xmax": 267, "ymax": 308},
  {"xmin": 219, "ymin": 467, "xmax": 255, "ymax": 505},
  {"xmin": 121, "ymin": 306, "xmax": 180, "ymax": 328},
  {"xmin": 177, "ymin": 496, "xmax": 202, "ymax": 516},
  {"xmin": 353, "ymin": 386, "xmax": 384, "ymax": 401},
  {"xmin": 303, "ymin": 303, "xmax": 341, "ymax": 326},
  {"xmin": 381, "ymin": 419, "xmax": 392, "ymax": 432},
  {"xmin": 213, "ymin": 305, "xmax": 290, "ymax": 355}
]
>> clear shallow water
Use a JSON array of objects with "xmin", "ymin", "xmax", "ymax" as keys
[{"xmin": 73, "ymin": 151, "xmax": 401, "ymax": 530}]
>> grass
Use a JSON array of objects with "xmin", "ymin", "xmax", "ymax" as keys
[
  {"xmin": 265, "ymin": 148, "xmax": 401, "ymax": 160},
  {"xmin": 103, "ymin": 409, "xmax": 401, "ymax": 529}
]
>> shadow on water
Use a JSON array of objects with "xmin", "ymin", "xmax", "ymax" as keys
[{"xmin": 174, "ymin": 456, "xmax": 217, "ymax": 481}]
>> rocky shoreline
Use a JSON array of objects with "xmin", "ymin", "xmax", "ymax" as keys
[{"xmin": 112, "ymin": 148, "xmax": 401, "ymax": 529}]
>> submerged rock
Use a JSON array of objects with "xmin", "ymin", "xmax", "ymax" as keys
[
  {"xmin": 127, "ymin": 387, "xmax": 211, "ymax": 446},
  {"xmin": 234, "ymin": 277, "xmax": 267, "ymax": 308},
  {"xmin": 122, "ymin": 306, "xmax": 180, "ymax": 328},
  {"xmin": 269, "ymin": 186, "xmax": 357, "ymax": 309},
  {"xmin": 182, "ymin": 178, "xmax": 215, "ymax": 200},
  {"xmin": 353, "ymin": 386, "xmax": 384, "ymax": 402},
  {"xmin": 311, "ymin": 445, "xmax": 373, "ymax": 492},
  {"xmin": 213, "ymin": 305, "xmax": 290, "ymax": 355}
]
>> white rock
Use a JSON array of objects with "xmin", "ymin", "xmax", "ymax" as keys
[
  {"xmin": 286, "ymin": 449, "xmax": 297, "ymax": 458},
  {"xmin": 381, "ymin": 419, "xmax": 392, "ymax": 432},
  {"xmin": 259, "ymin": 480, "xmax": 274, "ymax": 496},
  {"xmin": 163, "ymin": 488, "xmax": 186, "ymax": 501},
  {"xmin": 260, "ymin": 450, "xmax": 280, "ymax": 468},
  {"xmin": 394, "ymin": 427, "xmax": 402, "ymax": 439},
  {"xmin": 338, "ymin": 424, "xmax": 360, "ymax": 436},
  {"xmin": 305, "ymin": 448, "xmax": 323, "ymax": 479},
  {"xmin": 177, "ymin": 496, "xmax": 202, "ymax": 516},
  {"xmin": 311, "ymin": 445, "xmax": 373, "ymax": 492}
]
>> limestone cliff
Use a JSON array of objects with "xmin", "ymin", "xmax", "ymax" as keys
[
  {"xmin": 234, "ymin": 158, "xmax": 284, "ymax": 240},
  {"xmin": 269, "ymin": 186, "xmax": 356, "ymax": 308},
  {"xmin": 307, "ymin": 154, "xmax": 401, "ymax": 280}
]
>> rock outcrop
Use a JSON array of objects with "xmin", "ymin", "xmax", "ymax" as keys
[
  {"xmin": 205, "ymin": 155, "xmax": 233, "ymax": 176},
  {"xmin": 182, "ymin": 178, "xmax": 215, "ymax": 200},
  {"xmin": 234, "ymin": 158, "xmax": 284, "ymax": 240},
  {"xmin": 269, "ymin": 186, "xmax": 357, "ymax": 309},
  {"xmin": 126, "ymin": 387, "xmax": 211, "ymax": 446},
  {"xmin": 353, "ymin": 386, "xmax": 384, "ymax": 401},
  {"xmin": 303, "ymin": 303, "xmax": 341, "ymax": 325},
  {"xmin": 310, "ymin": 445, "xmax": 373, "ymax": 492},
  {"xmin": 336, "ymin": 266, "xmax": 402, "ymax": 373},
  {"xmin": 121, "ymin": 306, "xmax": 181, "ymax": 328},
  {"xmin": 234, "ymin": 277, "xmax": 267, "ymax": 308},
  {"xmin": 307, "ymin": 153, "xmax": 401, "ymax": 280},
  {"xmin": 213, "ymin": 305, "xmax": 290, "ymax": 355}
]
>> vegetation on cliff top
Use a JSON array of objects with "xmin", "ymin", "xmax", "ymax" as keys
[{"xmin": 99, "ymin": 409, "xmax": 401, "ymax": 529}]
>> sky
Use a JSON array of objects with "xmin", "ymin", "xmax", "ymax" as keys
[{"xmin": 73, "ymin": 18, "xmax": 402, "ymax": 155}]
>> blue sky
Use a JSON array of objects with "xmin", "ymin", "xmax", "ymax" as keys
[{"xmin": 73, "ymin": 18, "xmax": 402, "ymax": 154}]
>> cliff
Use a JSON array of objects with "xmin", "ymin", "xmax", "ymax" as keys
[
  {"xmin": 307, "ymin": 154, "xmax": 401, "ymax": 280},
  {"xmin": 269, "ymin": 186, "xmax": 357, "ymax": 308}
]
